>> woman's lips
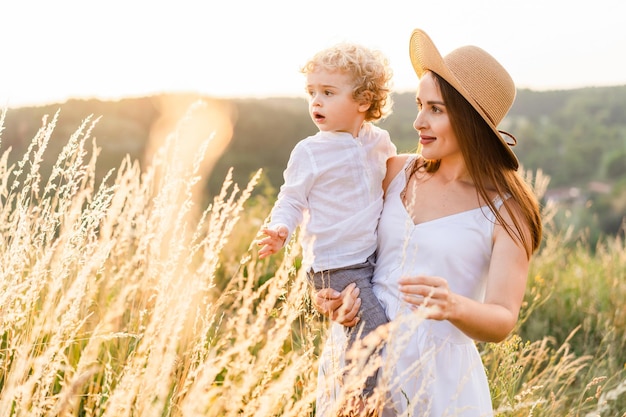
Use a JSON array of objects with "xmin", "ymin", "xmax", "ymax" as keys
[{"xmin": 420, "ymin": 135, "xmax": 435, "ymax": 145}]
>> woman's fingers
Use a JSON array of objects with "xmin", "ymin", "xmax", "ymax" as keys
[
  {"xmin": 312, "ymin": 283, "xmax": 362, "ymax": 327},
  {"xmin": 335, "ymin": 294, "xmax": 361, "ymax": 327},
  {"xmin": 333, "ymin": 284, "xmax": 360, "ymax": 327},
  {"xmin": 401, "ymin": 283, "xmax": 439, "ymax": 299},
  {"xmin": 399, "ymin": 275, "xmax": 451, "ymax": 319},
  {"xmin": 314, "ymin": 287, "xmax": 342, "ymax": 315}
]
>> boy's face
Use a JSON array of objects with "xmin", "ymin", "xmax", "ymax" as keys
[{"xmin": 305, "ymin": 68, "xmax": 370, "ymax": 137}]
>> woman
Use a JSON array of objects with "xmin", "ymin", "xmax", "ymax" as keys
[{"xmin": 314, "ymin": 29, "xmax": 542, "ymax": 417}]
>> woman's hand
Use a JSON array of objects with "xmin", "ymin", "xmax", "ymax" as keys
[
  {"xmin": 398, "ymin": 275, "xmax": 456, "ymax": 321},
  {"xmin": 312, "ymin": 283, "xmax": 362, "ymax": 327}
]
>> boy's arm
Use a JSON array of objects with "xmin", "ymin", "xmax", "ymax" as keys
[{"xmin": 259, "ymin": 142, "xmax": 314, "ymax": 258}]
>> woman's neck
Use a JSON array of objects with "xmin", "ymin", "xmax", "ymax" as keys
[{"xmin": 435, "ymin": 158, "xmax": 472, "ymax": 185}]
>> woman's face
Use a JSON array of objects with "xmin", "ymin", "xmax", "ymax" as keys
[{"xmin": 413, "ymin": 72, "xmax": 461, "ymax": 162}]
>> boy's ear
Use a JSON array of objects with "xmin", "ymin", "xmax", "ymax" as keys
[{"xmin": 358, "ymin": 91, "xmax": 373, "ymax": 112}]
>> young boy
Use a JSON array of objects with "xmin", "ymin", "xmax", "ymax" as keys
[{"xmin": 257, "ymin": 43, "xmax": 396, "ymax": 403}]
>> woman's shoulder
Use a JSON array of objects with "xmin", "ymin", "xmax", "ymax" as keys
[
  {"xmin": 383, "ymin": 153, "xmax": 420, "ymax": 192},
  {"xmin": 387, "ymin": 153, "xmax": 421, "ymax": 175}
]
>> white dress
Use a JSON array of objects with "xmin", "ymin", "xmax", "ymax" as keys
[{"xmin": 317, "ymin": 156, "xmax": 499, "ymax": 417}]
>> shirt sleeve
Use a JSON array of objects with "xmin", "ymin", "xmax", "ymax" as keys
[
  {"xmin": 383, "ymin": 130, "xmax": 398, "ymax": 158},
  {"xmin": 268, "ymin": 141, "xmax": 316, "ymax": 242}
]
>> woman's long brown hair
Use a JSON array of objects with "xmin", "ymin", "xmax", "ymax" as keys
[{"xmin": 414, "ymin": 72, "xmax": 542, "ymax": 258}]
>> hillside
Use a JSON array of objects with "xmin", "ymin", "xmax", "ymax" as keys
[{"xmin": 2, "ymin": 86, "xmax": 626, "ymax": 239}]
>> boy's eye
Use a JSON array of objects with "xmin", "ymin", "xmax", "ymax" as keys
[{"xmin": 324, "ymin": 90, "xmax": 333, "ymax": 96}]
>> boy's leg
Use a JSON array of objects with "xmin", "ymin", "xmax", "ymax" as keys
[
  {"xmin": 350, "ymin": 270, "xmax": 388, "ymax": 346},
  {"xmin": 308, "ymin": 255, "xmax": 387, "ymax": 399},
  {"xmin": 339, "ymin": 261, "xmax": 387, "ymax": 400}
]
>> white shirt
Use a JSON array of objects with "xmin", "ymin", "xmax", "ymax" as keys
[{"xmin": 269, "ymin": 122, "xmax": 397, "ymax": 272}]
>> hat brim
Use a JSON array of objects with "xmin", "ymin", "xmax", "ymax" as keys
[{"xmin": 409, "ymin": 29, "xmax": 519, "ymax": 169}]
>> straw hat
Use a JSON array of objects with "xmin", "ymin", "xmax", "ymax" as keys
[{"xmin": 409, "ymin": 29, "xmax": 519, "ymax": 169}]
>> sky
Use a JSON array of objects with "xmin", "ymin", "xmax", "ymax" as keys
[{"xmin": 1, "ymin": 0, "xmax": 626, "ymax": 108}]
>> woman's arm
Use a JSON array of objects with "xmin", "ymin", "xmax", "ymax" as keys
[{"xmin": 399, "ymin": 199, "xmax": 532, "ymax": 342}]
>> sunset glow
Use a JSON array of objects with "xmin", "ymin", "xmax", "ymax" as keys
[{"xmin": 2, "ymin": 0, "xmax": 625, "ymax": 108}]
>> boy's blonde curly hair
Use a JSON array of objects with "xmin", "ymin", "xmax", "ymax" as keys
[{"xmin": 301, "ymin": 43, "xmax": 393, "ymax": 122}]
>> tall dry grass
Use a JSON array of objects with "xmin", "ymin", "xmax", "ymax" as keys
[
  {"xmin": 0, "ymin": 106, "xmax": 624, "ymax": 416},
  {"xmin": 0, "ymin": 105, "xmax": 321, "ymax": 416}
]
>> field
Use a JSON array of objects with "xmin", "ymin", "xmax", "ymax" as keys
[{"xmin": 0, "ymin": 106, "xmax": 625, "ymax": 416}]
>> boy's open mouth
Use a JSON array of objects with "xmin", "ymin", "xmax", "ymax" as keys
[{"xmin": 313, "ymin": 112, "xmax": 325, "ymax": 122}]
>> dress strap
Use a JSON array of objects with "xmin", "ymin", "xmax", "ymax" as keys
[
  {"xmin": 491, "ymin": 193, "xmax": 511, "ymax": 209},
  {"xmin": 399, "ymin": 155, "xmax": 422, "ymax": 202}
]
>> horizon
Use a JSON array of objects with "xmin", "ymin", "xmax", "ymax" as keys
[{"xmin": 7, "ymin": 83, "xmax": 626, "ymax": 111}]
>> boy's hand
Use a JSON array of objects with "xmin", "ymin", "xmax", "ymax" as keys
[{"xmin": 257, "ymin": 225, "xmax": 288, "ymax": 259}]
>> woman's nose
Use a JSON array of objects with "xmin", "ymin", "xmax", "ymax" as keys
[{"xmin": 413, "ymin": 112, "xmax": 422, "ymax": 131}]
